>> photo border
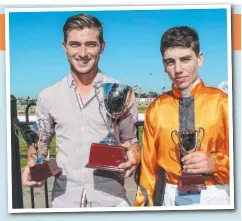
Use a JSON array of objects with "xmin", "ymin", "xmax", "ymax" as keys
[{"xmin": 5, "ymin": 4, "xmax": 234, "ymax": 213}]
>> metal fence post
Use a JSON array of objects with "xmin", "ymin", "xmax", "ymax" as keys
[
  {"xmin": 26, "ymin": 103, "xmax": 49, "ymax": 208},
  {"xmin": 11, "ymin": 95, "xmax": 24, "ymax": 209},
  {"xmin": 25, "ymin": 102, "xmax": 36, "ymax": 208}
]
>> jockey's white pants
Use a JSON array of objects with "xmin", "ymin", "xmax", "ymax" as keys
[{"xmin": 163, "ymin": 183, "xmax": 230, "ymax": 206}]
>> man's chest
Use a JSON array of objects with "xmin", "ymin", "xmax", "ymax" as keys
[{"xmin": 49, "ymin": 90, "xmax": 108, "ymax": 138}]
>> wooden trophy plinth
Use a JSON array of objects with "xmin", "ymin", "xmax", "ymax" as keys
[
  {"xmin": 30, "ymin": 159, "xmax": 62, "ymax": 182},
  {"xmin": 85, "ymin": 143, "xmax": 126, "ymax": 173},
  {"xmin": 178, "ymin": 173, "xmax": 206, "ymax": 192}
]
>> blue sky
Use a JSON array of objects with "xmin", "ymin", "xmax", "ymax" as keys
[{"xmin": 9, "ymin": 8, "xmax": 228, "ymax": 98}]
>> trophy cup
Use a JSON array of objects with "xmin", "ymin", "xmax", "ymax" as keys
[
  {"xmin": 171, "ymin": 128, "xmax": 206, "ymax": 192},
  {"xmin": 14, "ymin": 120, "xmax": 62, "ymax": 182},
  {"xmin": 85, "ymin": 83, "xmax": 134, "ymax": 173}
]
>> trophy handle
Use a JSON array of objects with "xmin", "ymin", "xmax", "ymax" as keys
[
  {"xmin": 171, "ymin": 130, "xmax": 179, "ymax": 146},
  {"xmin": 13, "ymin": 122, "xmax": 37, "ymax": 146},
  {"xmin": 93, "ymin": 81, "xmax": 112, "ymax": 119},
  {"xmin": 102, "ymin": 100, "xmax": 112, "ymax": 118},
  {"xmin": 197, "ymin": 127, "xmax": 205, "ymax": 143},
  {"xmin": 13, "ymin": 123, "xmax": 22, "ymax": 142},
  {"xmin": 132, "ymin": 84, "xmax": 142, "ymax": 99},
  {"xmin": 112, "ymin": 89, "xmax": 132, "ymax": 143},
  {"xmin": 116, "ymin": 88, "xmax": 133, "ymax": 119},
  {"xmin": 13, "ymin": 121, "xmax": 48, "ymax": 164}
]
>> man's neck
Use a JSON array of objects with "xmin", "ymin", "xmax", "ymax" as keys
[
  {"xmin": 71, "ymin": 67, "xmax": 98, "ymax": 89},
  {"xmin": 180, "ymin": 78, "xmax": 200, "ymax": 98},
  {"xmin": 71, "ymin": 68, "xmax": 99, "ymax": 100}
]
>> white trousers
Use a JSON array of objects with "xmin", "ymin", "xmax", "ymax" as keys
[
  {"xmin": 85, "ymin": 198, "xmax": 130, "ymax": 207},
  {"xmin": 163, "ymin": 183, "xmax": 230, "ymax": 206}
]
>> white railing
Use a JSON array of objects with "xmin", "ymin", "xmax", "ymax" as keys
[
  {"xmin": 17, "ymin": 115, "xmax": 37, "ymax": 122},
  {"xmin": 18, "ymin": 113, "xmax": 145, "ymax": 122}
]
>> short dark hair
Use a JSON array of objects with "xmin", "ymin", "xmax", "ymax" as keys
[
  {"xmin": 160, "ymin": 26, "xmax": 200, "ymax": 57},
  {"xmin": 63, "ymin": 14, "xmax": 104, "ymax": 43}
]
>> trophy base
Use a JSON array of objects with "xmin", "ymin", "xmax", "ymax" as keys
[
  {"xmin": 85, "ymin": 163, "xmax": 125, "ymax": 173},
  {"xmin": 85, "ymin": 143, "xmax": 126, "ymax": 173},
  {"xmin": 30, "ymin": 159, "xmax": 62, "ymax": 182},
  {"xmin": 178, "ymin": 173, "xmax": 206, "ymax": 192}
]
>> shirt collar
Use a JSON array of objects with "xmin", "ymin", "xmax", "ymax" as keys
[
  {"xmin": 172, "ymin": 78, "xmax": 206, "ymax": 98},
  {"xmin": 67, "ymin": 69, "xmax": 104, "ymax": 88}
]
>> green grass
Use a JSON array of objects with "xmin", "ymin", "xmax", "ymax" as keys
[
  {"xmin": 138, "ymin": 126, "xmax": 144, "ymax": 147},
  {"xmin": 137, "ymin": 104, "xmax": 149, "ymax": 113}
]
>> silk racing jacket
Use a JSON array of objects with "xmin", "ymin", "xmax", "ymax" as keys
[{"xmin": 134, "ymin": 80, "xmax": 229, "ymax": 206}]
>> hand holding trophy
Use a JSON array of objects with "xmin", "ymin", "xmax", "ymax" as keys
[
  {"xmin": 171, "ymin": 127, "xmax": 206, "ymax": 192},
  {"xmin": 86, "ymin": 83, "xmax": 136, "ymax": 173},
  {"xmin": 14, "ymin": 120, "xmax": 62, "ymax": 182}
]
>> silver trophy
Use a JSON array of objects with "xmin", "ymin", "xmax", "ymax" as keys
[
  {"xmin": 14, "ymin": 120, "xmax": 62, "ymax": 181},
  {"xmin": 86, "ymin": 83, "xmax": 136, "ymax": 172},
  {"xmin": 14, "ymin": 121, "xmax": 46, "ymax": 164},
  {"xmin": 101, "ymin": 83, "xmax": 134, "ymax": 145}
]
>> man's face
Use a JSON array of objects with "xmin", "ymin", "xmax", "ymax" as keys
[
  {"xmin": 163, "ymin": 47, "xmax": 203, "ymax": 90},
  {"xmin": 62, "ymin": 28, "xmax": 105, "ymax": 75}
]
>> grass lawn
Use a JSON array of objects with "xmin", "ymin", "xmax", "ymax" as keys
[
  {"xmin": 138, "ymin": 126, "xmax": 144, "ymax": 147},
  {"xmin": 137, "ymin": 104, "xmax": 149, "ymax": 113}
]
